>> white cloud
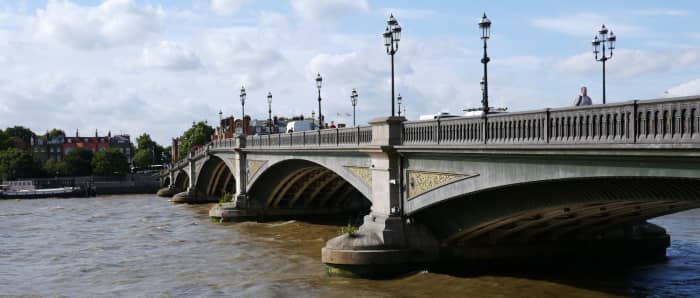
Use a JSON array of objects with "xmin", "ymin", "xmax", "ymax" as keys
[
  {"xmin": 141, "ymin": 40, "xmax": 201, "ymax": 71},
  {"xmin": 666, "ymin": 79, "xmax": 700, "ymax": 97},
  {"xmin": 379, "ymin": 8, "xmax": 436, "ymax": 20},
  {"xmin": 291, "ymin": 0, "xmax": 369, "ymax": 21},
  {"xmin": 633, "ymin": 9, "xmax": 689, "ymax": 17},
  {"xmin": 552, "ymin": 48, "xmax": 700, "ymax": 78},
  {"xmin": 530, "ymin": 13, "xmax": 642, "ymax": 37},
  {"xmin": 210, "ymin": 0, "xmax": 247, "ymax": 16},
  {"xmin": 34, "ymin": 0, "xmax": 163, "ymax": 49}
]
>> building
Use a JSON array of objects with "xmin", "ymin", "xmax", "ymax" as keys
[{"xmin": 31, "ymin": 129, "xmax": 134, "ymax": 163}]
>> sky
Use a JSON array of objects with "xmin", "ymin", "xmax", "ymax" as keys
[{"xmin": 0, "ymin": 0, "xmax": 699, "ymax": 145}]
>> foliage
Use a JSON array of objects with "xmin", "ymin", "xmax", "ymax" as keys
[
  {"xmin": 47, "ymin": 129, "xmax": 66, "ymax": 138},
  {"xmin": 3, "ymin": 126, "xmax": 35, "ymax": 150},
  {"xmin": 178, "ymin": 121, "xmax": 214, "ymax": 159},
  {"xmin": 44, "ymin": 159, "xmax": 68, "ymax": 177},
  {"xmin": 63, "ymin": 148, "xmax": 94, "ymax": 176},
  {"xmin": 0, "ymin": 148, "xmax": 44, "ymax": 180},
  {"xmin": 219, "ymin": 192, "xmax": 233, "ymax": 204},
  {"xmin": 339, "ymin": 224, "xmax": 359, "ymax": 237},
  {"xmin": 133, "ymin": 133, "xmax": 167, "ymax": 168},
  {"xmin": 91, "ymin": 148, "xmax": 129, "ymax": 176},
  {"xmin": 0, "ymin": 130, "xmax": 10, "ymax": 151}
]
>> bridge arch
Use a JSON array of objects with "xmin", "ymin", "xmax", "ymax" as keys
[
  {"xmin": 247, "ymin": 159, "xmax": 371, "ymax": 213},
  {"xmin": 161, "ymin": 176, "xmax": 171, "ymax": 188},
  {"xmin": 173, "ymin": 170, "xmax": 190, "ymax": 191},
  {"xmin": 194, "ymin": 155, "xmax": 236, "ymax": 199},
  {"xmin": 412, "ymin": 176, "xmax": 700, "ymax": 248}
]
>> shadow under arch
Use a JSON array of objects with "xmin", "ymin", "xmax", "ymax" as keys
[
  {"xmin": 194, "ymin": 156, "xmax": 236, "ymax": 200},
  {"xmin": 247, "ymin": 159, "xmax": 371, "ymax": 216},
  {"xmin": 412, "ymin": 177, "xmax": 700, "ymax": 248},
  {"xmin": 161, "ymin": 177, "xmax": 171, "ymax": 188},
  {"xmin": 173, "ymin": 170, "xmax": 189, "ymax": 191}
]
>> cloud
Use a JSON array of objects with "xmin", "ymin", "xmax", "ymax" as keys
[
  {"xmin": 633, "ymin": 9, "xmax": 689, "ymax": 17},
  {"xmin": 530, "ymin": 13, "xmax": 642, "ymax": 37},
  {"xmin": 34, "ymin": 0, "xmax": 163, "ymax": 49},
  {"xmin": 552, "ymin": 48, "xmax": 700, "ymax": 78},
  {"xmin": 210, "ymin": 0, "xmax": 247, "ymax": 16},
  {"xmin": 141, "ymin": 40, "xmax": 201, "ymax": 71},
  {"xmin": 291, "ymin": 0, "xmax": 369, "ymax": 21},
  {"xmin": 379, "ymin": 8, "xmax": 436, "ymax": 20},
  {"xmin": 665, "ymin": 79, "xmax": 700, "ymax": 97}
]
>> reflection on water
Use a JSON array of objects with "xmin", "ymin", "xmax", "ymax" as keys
[{"xmin": 0, "ymin": 195, "xmax": 698, "ymax": 297}]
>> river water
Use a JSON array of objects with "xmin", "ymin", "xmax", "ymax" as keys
[{"xmin": 1, "ymin": 195, "xmax": 699, "ymax": 297}]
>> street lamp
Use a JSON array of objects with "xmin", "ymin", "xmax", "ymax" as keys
[
  {"xmin": 383, "ymin": 14, "xmax": 401, "ymax": 117},
  {"xmin": 479, "ymin": 13, "xmax": 491, "ymax": 114},
  {"xmin": 592, "ymin": 24, "xmax": 616, "ymax": 104},
  {"xmin": 240, "ymin": 86, "xmax": 246, "ymax": 135},
  {"xmin": 267, "ymin": 91, "xmax": 273, "ymax": 134},
  {"xmin": 218, "ymin": 109, "xmax": 223, "ymax": 139},
  {"xmin": 350, "ymin": 88, "xmax": 358, "ymax": 126},
  {"xmin": 316, "ymin": 73, "xmax": 323, "ymax": 130},
  {"xmin": 397, "ymin": 93, "xmax": 402, "ymax": 116}
]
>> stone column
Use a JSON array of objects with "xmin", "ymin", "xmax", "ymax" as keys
[
  {"xmin": 322, "ymin": 116, "xmax": 439, "ymax": 278},
  {"xmin": 233, "ymin": 135, "xmax": 249, "ymax": 208}
]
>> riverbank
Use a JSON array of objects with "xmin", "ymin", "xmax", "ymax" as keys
[{"xmin": 1, "ymin": 173, "xmax": 160, "ymax": 199}]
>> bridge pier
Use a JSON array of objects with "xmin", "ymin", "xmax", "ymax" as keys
[{"xmin": 321, "ymin": 117, "xmax": 440, "ymax": 277}]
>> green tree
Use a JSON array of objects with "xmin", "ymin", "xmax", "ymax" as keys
[
  {"xmin": 63, "ymin": 148, "xmax": 94, "ymax": 176},
  {"xmin": 92, "ymin": 148, "xmax": 129, "ymax": 176},
  {"xmin": 133, "ymin": 133, "xmax": 167, "ymax": 168},
  {"xmin": 44, "ymin": 159, "xmax": 68, "ymax": 177},
  {"xmin": 132, "ymin": 149, "xmax": 154, "ymax": 168},
  {"xmin": 178, "ymin": 121, "xmax": 214, "ymax": 159},
  {"xmin": 0, "ymin": 148, "xmax": 44, "ymax": 180},
  {"xmin": 4, "ymin": 126, "xmax": 35, "ymax": 150},
  {"xmin": 47, "ymin": 129, "xmax": 66, "ymax": 138},
  {"xmin": 0, "ymin": 130, "xmax": 10, "ymax": 151}
]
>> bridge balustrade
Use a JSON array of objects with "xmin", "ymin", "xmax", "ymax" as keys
[
  {"xmin": 400, "ymin": 96, "xmax": 700, "ymax": 146},
  {"xmin": 245, "ymin": 126, "xmax": 373, "ymax": 148}
]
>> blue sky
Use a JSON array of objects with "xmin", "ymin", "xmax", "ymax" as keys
[{"xmin": 0, "ymin": 0, "xmax": 699, "ymax": 145}]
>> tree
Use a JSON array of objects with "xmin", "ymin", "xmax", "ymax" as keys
[
  {"xmin": 178, "ymin": 121, "xmax": 214, "ymax": 159},
  {"xmin": 133, "ymin": 133, "xmax": 167, "ymax": 168},
  {"xmin": 48, "ymin": 129, "xmax": 65, "ymax": 138},
  {"xmin": 63, "ymin": 148, "xmax": 94, "ymax": 176},
  {"xmin": 44, "ymin": 159, "xmax": 68, "ymax": 177},
  {"xmin": 92, "ymin": 148, "xmax": 129, "ymax": 176},
  {"xmin": 132, "ymin": 149, "xmax": 154, "ymax": 168},
  {"xmin": 4, "ymin": 126, "xmax": 35, "ymax": 150},
  {"xmin": 0, "ymin": 130, "xmax": 11, "ymax": 151},
  {"xmin": 0, "ymin": 148, "xmax": 44, "ymax": 180}
]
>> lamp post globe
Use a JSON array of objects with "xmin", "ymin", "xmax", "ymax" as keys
[{"xmin": 397, "ymin": 94, "xmax": 403, "ymax": 116}]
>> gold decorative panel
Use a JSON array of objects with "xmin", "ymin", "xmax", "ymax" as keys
[
  {"xmin": 345, "ymin": 166, "xmax": 372, "ymax": 187},
  {"xmin": 247, "ymin": 160, "xmax": 267, "ymax": 181},
  {"xmin": 407, "ymin": 170, "xmax": 478, "ymax": 199}
]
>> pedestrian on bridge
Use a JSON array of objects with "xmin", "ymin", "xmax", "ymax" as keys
[{"xmin": 574, "ymin": 86, "xmax": 593, "ymax": 106}]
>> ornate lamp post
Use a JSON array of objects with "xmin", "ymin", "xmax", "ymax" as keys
[
  {"xmin": 239, "ymin": 86, "xmax": 246, "ymax": 135},
  {"xmin": 383, "ymin": 14, "xmax": 401, "ymax": 117},
  {"xmin": 316, "ymin": 73, "xmax": 323, "ymax": 130},
  {"xmin": 350, "ymin": 88, "xmax": 358, "ymax": 126},
  {"xmin": 267, "ymin": 91, "xmax": 272, "ymax": 134},
  {"xmin": 218, "ymin": 109, "xmax": 223, "ymax": 139},
  {"xmin": 479, "ymin": 13, "xmax": 491, "ymax": 114},
  {"xmin": 592, "ymin": 24, "xmax": 616, "ymax": 104},
  {"xmin": 397, "ymin": 93, "xmax": 403, "ymax": 116}
]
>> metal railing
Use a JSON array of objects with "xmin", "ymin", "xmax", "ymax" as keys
[
  {"xmin": 246, "ymin": 126, "xmax": 373, "ymax": 148},
  {"xmin": 402, "ymin": 96, "xmax": 700, "ymax": 146}
]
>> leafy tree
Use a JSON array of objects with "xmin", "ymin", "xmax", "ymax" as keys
[
  {"xmin": 0, "ymin": 148, "xmax": 44, "ymax": 180},
  {"xmin": 48, "ymin": 129, "xmax": 66, "ymax": 138},
  {"xmin": 92, "ymin": 148, "xmax": 129, "ymax": 176},
  {"xmin": 0, "ymin": 130, "xmax": 10, "ymax": 151},
  {"xmin": 178, "ymin": 121, "xmax": 214, "ymax": 159},
  {"xmin": 63, "ymin": 148, "xmax": 94, "ymax": 176},
  {"xmin": 44, "ymin": 159, "xmax": 68, "ymax": 177},
  {"xmin": 4, "ymin": 126, "xmax": 35, "ymax": 150},
  {"xmin": 132, "ymin": 149, "xmax": 154, "ymax": 168},
  {"xmin": 133, "ymin": 133, "xmax": 167, "ymax": 168}
]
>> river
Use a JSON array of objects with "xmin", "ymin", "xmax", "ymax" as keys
[{"xmin": 1, "ymin": 195, "xmax": 698, "ymax": 297}]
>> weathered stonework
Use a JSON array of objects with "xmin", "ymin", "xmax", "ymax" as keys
[
  {"xmin": 247, "ymin": 160, "xmax": 267, "ymax": 181},
  {"xmin": 345, "ymin": 166, "xmax": 372, "ymax": 187},
  {"xmin": 407, "ymin": 170, "xmax": 477, "ymax": 199}
]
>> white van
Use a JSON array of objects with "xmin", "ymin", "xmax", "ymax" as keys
[{"xmin": 286, "ymin": 121, "xmax": 315, "ymax": 132}]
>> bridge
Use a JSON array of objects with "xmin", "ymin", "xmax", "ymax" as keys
[{"xmin": 160, "ymin": 96, "xmax": 700, "ymax": 277}]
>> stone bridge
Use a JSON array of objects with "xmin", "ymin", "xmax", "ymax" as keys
[{"xmin": 160, "ymin": 96, "xmax": 700, "ymax": 276}]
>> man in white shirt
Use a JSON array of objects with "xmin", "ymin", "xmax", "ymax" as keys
[{"xmin": 574, "ymin": 86, "xmax": 592, "ymax": 106}]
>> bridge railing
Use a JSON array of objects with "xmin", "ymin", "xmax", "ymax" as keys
[
  {"xmin": 401, "ymin": 96, "xmax": 700, "ymax": 146},
  {"xmin": 246, "ymin": 126, "xmax": 373, "ymax": 148}
]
